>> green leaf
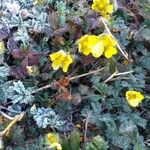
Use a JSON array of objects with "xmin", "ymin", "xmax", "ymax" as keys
[
  {"xmin": 30, "ymin": 107, "xmax": 66, "ymax": 130},
  {"xmin": 5, "ymin": 81, "xmax": 35, "ymax": 104},
  {"xmin": 62, "ymin": 131, "xmax": 80, "ymax": 150},
  {"xmin": 85, "ymin": 136, "xmax": 109, "ymax": 150},
  {"xmin": 141, "ymin": 54, "xmax": 150, "ymax": 70}
]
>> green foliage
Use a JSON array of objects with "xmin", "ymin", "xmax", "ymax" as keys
[
  {"xmin": 0, "ymin": 0, "xmax": 149, "ymax": 149},
  {"xmin": 140, "ymin": 53, "xmax": 150, "ymax": 70},
  {"xmin": 0, "ymin": 65, "xmax": 10, "ymax": 83},
  {"xmin": 82, "ymin": 76, "xmax": 147, "ymax": 150},
  {"xmin": 138, "ymin": 0, "xmax": 150, "ymax": 19},
  {"xmin": 62, "ymin": 131, "xmax": 80, "ymax": 150},
  {"xmin": 30, "ymin": 107, "xmax": 66, "ymax": 130},
  {"xmin": 26, "ymin": 136, "xmax": 45, "ymax": 150},
  {"xmin": 85, "ymin": 136, "xmax": 109, "ymax": 150},
  {"xmin": 5, "ymin": 81, "xmax": 35, "ymax": 104}
]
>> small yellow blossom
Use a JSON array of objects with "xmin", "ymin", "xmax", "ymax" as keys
[
  {"xmin": 33, "ymin": 0, "xmax": 44, "ymax": 5},
  {"xmin": 46, "ymin": 133, "xmax": 62, "ymax": 150},
  {"xmin": 91, "ymin": 0, "xmax": 113, "ymax": 18},
  {"xmin": 49, "ymin": 50, "xmax": 73, "ymax": 72},
  {"xmin": 125, "ymin": 91, "xmax": 144, "ymax": 107},
  {"xmin": 26, "ymin": 65, "xmax": 39, "ymax": 76},
  {"xmin": 99, "ymin": 34, "xmax": 117, "ymax": 58},
  {"xmin": 76, "ymin": 124, "xmax": 81, "ymax": 128},
  {"xmin": 0, "ymin": 41, "xmax": 5, "ymax": 55},
  {"xmin": 78, "ymin": 35, "xmax": 104, "ymax": 58}
]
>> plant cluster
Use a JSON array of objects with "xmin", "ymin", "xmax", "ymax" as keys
[{"xmin": 0, "ymin": 0, "xmax": 149, "ymax": 150}]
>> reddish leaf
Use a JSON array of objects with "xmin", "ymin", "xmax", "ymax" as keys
[
  {"xmin": 12, "ymin": 49, "xmax": 23, "ymax": 59},
  {"xmin": 57, "ymin": 77, "xmax": 70, "ymax": 87}
]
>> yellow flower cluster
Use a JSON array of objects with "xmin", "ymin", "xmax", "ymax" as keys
[
  {"xmin": 91, "ymin": 0, "xmax": 113, "ymax": 18},
  {"xmin": 47, "ymin": 0, "xmax": 117, "ymax": 73},
  {"xmin": 46, "ymin": 133, "xmax": 62, "ymax": 150},
  {"xmin": 125, "ymin": 91, "xmax": 144, "ymax": 107},
  {"xmin": 49, "ymin": 50, "xmax": 73, "ymax": 73},
  {"xmin": 78, "ymin": 34, "xmax": 117, "ymax": 58}
]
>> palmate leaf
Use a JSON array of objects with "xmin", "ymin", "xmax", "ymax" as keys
[
  {"xmin": 30, "ymin": 107, "xmax": 66, "ymax": 130},
  {"xmin": 5, "ymin": 80, "xmax": 34, "ymax": 104}
]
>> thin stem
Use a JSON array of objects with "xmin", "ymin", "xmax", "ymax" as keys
[
  {"xmin": 0, "ymin": 110, "xmax": 14, "ymax": 120},
  {"xmin": 69, "ymin": 67, "xmax": 105, "ymax": 81},
  {"xmin": 84, "ymin": 111, "xmax": 92, "ymax": 144},
  {"xmin": 0, "ymin": 112, "xmax": 25, "ymax": 137},
  {"xmin": 0, "ymin": 105, "xmax": 21, "ymax": 114},
  {"xmin": 31, "ymin": 81, "xmax": 55, "ymax": 94},
  {"xmin": 103, "ymin": 70, "xmax": 134, "ymax": 83},
  {"xmin": 103, "ymin": 71, "xmax": 118, "ymax": 84},
  {"xmin": 115, "ymin": 71, "xmax": 134, "ymax": 76},
  {"xmin": 100, "ymin": 17, "xmax": 129, "ymax": 60},
  {"xmin": 32, "ymin": 67, "xmax": 105, "ymax": 94}
]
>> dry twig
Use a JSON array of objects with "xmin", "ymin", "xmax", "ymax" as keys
[{"xmin": 100, "ymin": 17, "xmax": 129, "ymax": 60}]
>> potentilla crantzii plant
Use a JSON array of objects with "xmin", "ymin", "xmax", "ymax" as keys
[{"xmin": 0, "ymin": 0, "xmax": 149, "ymax": 149}]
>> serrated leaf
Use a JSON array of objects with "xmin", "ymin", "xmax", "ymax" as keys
[
  {"xmin": 30, "ymin": 107, "xmax": 66, "ymax": 130},
  {"xmin": 5, "ymin": 80, "xmax": 34, "ymax": 104},
  {"xmin": 141, "ymin": 54, "xmax": 150, "ymax": 70}
]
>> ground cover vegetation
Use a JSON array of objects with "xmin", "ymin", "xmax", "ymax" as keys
[{"xmin": 0, "ymin": 0, "xmax": 149, "ymax": 149}]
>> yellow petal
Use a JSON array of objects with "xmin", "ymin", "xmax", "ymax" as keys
[
  {"xmin": 103, "ymin": 0, "xmax": 110, "ymax": 5},
  {"xmin": 106, "ymin": 4, "xmax": 113, "ymax": 14},
  {"xmin": 78, "ymin": 35, "xmax": 88, "ymax": 53},
  {"xmin": 127, "ymin": 99, "xmax": 141, "ymax": 107},
  {"xmin": 62, "ymin": 62, "xmax": 69, "ymax": 73},
  {"xmin": 65, "ymin": 54, "xmax": 73, "ymax": 64},
  {"xmin": 56, "ymin": 143, "xmax": 62, "ymax": 150},
  {"xmin": 125, "ymin": 91, "xmax": 144, "ymax": 107},
  {"xmin": 46, "ymin": 133, "xmax": 59, "ymax": 145},
  {"xmin": 52, "ymin": 61, "xmax": 61, "ymax": 70},
  {"xmin": 91, "ymin": 41, "xmax": 104, "ymax": 58},
  {"xmin": 82, "ymin": 48, "xmax": 91, "ymax": 56},
  {"xmin": 104, "ymin": 47, "xmax": 117, "ymax": 58},
  {"xmin": 50, "ymin": 52, "xmax": 61, "ymax": 61},
  {"xmin": 78, "ymin": 43, "xmax": 82, "ymax": 52}
]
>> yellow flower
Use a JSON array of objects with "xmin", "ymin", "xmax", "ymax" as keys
[
  {"xmin": 26, "ymin": 65, "xmax": 39, "ymax": 76},
  {"xmin": 49, "ymin": 50, "xmax": 73, "ymax": 72},
  {"xmin": 33, "ymin": 0, "xmax": 44, "ymax": 5},
  {"xmin": 46, "ymin": 133, "xmax": 62, "ymax": 150},
  {"xmin": 91, "ymin": 0, "xmax": 113, "ymax": 18},
  {"xmin": 78, "ymin": 35, "xmax": 104, "ymax": 58},
  {"xmin": 125, "ymin": 91, "xmax": 144, "ymax": 107},
  {"xmin": 0, "ymin": 41, "xmax": 5, "ymax": 55},
  {"xmin": 99, "ymin": 34, "xmax": 117, "ymax": 58}
]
